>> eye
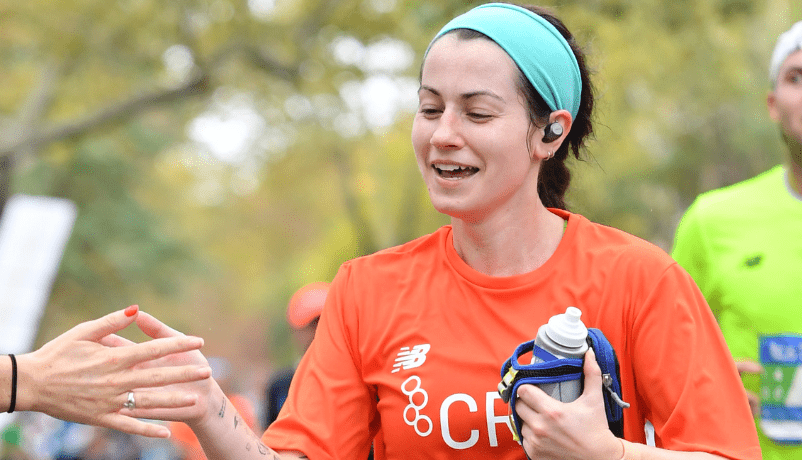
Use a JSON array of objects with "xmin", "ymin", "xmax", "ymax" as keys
[
  {"xmin": 467, "ymin": 112, "xmax": 492, "ymax": 121},
  {"xmin": 419, "ymin": 107, "xmax": 442, "ymax": 118},
  {"xmin": 785, "ymin": 70, "xmax": 802, "ymax": 84}
]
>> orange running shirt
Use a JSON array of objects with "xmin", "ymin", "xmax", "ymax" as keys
[{"xmin": 262, "ymin": 210, "xmax": 760, "ymax": 460}]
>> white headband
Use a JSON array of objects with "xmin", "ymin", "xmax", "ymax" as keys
[{"xmin": 770, "ymin": 20, "xmax": 802, "ymax": 86}]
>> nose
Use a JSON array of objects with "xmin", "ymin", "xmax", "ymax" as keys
[{"xmin": 430, "ymin": 109, "xmax": 463, "ymax": 150}]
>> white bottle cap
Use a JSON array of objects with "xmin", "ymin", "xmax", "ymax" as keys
[{"xmin": 545, "ymin": 306, "xmax": 587, "ymax": 348}]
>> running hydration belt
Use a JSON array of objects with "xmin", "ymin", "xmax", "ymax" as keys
[{"xmin": 497, "ymin": 328, "xmax": 629, "ymax": 445}]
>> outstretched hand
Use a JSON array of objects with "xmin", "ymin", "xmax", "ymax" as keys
[
  {"xmin": 121, "ymin": 311, "xmax": 220, "ymax": 427},
  {"xmin": 514, "ymin": 348, "xmax": 623, "ymax": 460},
  {"xmin": 16, "ymin": 306, "xmax": 211, "ymax": 438}
]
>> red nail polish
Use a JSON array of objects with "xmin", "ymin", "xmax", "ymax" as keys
[{"xmin": 124, "ymin": 305, "xmax": 139, "ymax": 317}]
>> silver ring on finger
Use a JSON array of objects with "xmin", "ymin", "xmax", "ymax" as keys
[{"xmin": 123, "ymin": 391, "xmax": 136, "ymax": 410}]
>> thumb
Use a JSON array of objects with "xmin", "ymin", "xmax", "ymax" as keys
[
  {"xmin": 135, "ymin": 311, "xmax": 185, "ymax": 339},
  {"xmin": 580, "ymin": 348, "xmax": 604, "ymax": 402},
  {"xmin": 68, "ymin": 305, "xmax": 139, "ymax": 342}
]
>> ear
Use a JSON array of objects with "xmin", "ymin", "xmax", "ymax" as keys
[
  {"xmin": 530, "ymin": 109, "xmax": 573, "ymax": 162},
  {"xmin": 767, "ymin": 91, "xmax": 781, "ymax": 123}
]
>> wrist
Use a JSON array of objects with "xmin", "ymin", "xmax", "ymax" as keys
[
  {"xmin": 0, "ymin": 355, "xmax": 11, "ymax": 412},
  {"xmin": 619, "ymin": 439, "xmax": 642, "ymax": 460},
  {"xmin": 7, "ymin": 354, "xmax": 16, "ymax": 413},
  {"xmin": 189, "ymin": 379, "xmax": 227, "ymax": 432},
  {"xmin": 13, "ymin": 353, "xmax": 38, "ymax": 413}
]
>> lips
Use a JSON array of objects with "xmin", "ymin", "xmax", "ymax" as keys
[{"xmin": 433, "ymin": 163, "xmax": 479, "ymax": 180}]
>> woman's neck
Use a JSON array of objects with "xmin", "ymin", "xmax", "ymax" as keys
[{"xmin": 450, "ymin": 204, "xmax": 565, "ymax": 277}]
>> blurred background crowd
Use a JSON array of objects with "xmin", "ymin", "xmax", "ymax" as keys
[{"xmin": 0, "ymin": 0, "xmax": 800, "ymax": 457}]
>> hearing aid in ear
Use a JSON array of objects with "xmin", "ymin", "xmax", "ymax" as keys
[{"xmin": 542, "ymin": 122, "xmax": 563, "ymax": 143}]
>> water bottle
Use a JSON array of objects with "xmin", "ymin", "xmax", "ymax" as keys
[{"xmin": 531, "ymin": 306, "xmax": 588, "ymax": 402}]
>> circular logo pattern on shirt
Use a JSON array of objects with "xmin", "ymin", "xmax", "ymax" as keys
[{"xmin": 401, "ymin": 375, "xmax": 433, "ymax": 436}]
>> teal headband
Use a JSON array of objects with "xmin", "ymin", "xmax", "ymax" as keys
[{"xmin": 431, "ymin": 3, "xmax": 582, "ymax": 119}]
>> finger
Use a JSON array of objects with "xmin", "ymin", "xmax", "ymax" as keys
[
  {"xmin": 117, "ymin": 390, "xmax": 199, "ymax": 412},
  {"xmin": 515, "ymin": 383, "xmax": 555, "ymax": 414},
  {"xmin": 514, "ymin": 385, "xmax": 556, "ymax": 447},
  {"xmin": 580, "ymin": 348, "xmax": 604, "ymax": 401},
  {"xmin": 107, "ymin": 335, "xmax": 205, "ymax": 369},
  {"xmin": 123, "ymin": 364, "xmax": 212, "ymax": 389},
  {"xmin": 746, "ymin": 390, "xmax": 761, "ymax": 418},
  {"xmin": 98, "ymin": 413, "xmax": 172, "ymax": 438},
  {"xmin": 67, "ymin": 307, "xmax": 139, "ymax": 342},
  {"xmin": 514, "ymin": 386, "xmax": 539, "ymax": 420},
  {"xmin": 100, "ymin": 334, "xmax": 136, "ymax": 347},
  {"xmin": 735, "ymin": 359, "xmax": 763, "ymax": 375},
  {"xmin": 136, "ymin": 311, "xmax": 185, "ymax": 340},
  {"xmin": 122, "ymin": 405, "xmax": 205, "ymax": 423}
]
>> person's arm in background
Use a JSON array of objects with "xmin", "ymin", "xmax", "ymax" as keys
[
  {"xmin": 733, "ymin": 360, "xmax": 763, "ymax": 417},
  {"xmin": 671, "ymin": 204, "xmax": 763, "ymax": 417},
  {"xmin": 671, "ymin": 201, "xmax": 717, "ymax": 315},
  {"xmin": 0, "ymin": 305, "xmax": 212, "ymax": 438}
]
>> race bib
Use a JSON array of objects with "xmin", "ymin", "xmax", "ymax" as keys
[{"xmin": 760, "ymin": 334, "xmax": 802, "ymax": 444}]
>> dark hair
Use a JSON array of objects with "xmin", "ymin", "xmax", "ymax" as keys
[{"xmin": 433, "ymin": 4, "xmax": 596, "ymax": 210}]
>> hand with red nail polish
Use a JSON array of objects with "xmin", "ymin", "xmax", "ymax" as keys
[{"xmin": 1, "ymin": 307, "xmax": 210, "ymax": 439}]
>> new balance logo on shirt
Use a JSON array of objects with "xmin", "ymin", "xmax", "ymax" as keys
[{"xmin": 392, "ymin": 344, "xmax": 431, "ymax": 373}]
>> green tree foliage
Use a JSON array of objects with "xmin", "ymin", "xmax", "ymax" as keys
[
  {"xmin": 560, "ymin": 0, "xmax": 800, "ymax": 248},
  {"xmin": 0, "ymin": 0, "xmax": 799, "ymax": 364}
]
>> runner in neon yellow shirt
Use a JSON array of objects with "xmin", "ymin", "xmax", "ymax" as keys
[{"xmin": 673, "ymin": 19, "xmax": 802, "ymax": 460}]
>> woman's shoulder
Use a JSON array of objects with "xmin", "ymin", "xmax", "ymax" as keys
[
  {"xmin": 568, "ymin": 212, "xmax": 674, "ymax": 268},
  {"xmin": 564, "ymin": 213, "xmax": 694, "ymax": 305},
  {"xmin": 330, "ymin": 226, "xmax": 452, "ymax": 307},
  {"xmin": 342, "ymin": 225, "xmax": 451, "ymax": 270}
]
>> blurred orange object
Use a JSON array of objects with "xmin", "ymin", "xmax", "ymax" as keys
[{"xmin": 286, "ymin": 282, "xmax": 329, "ymax": 329}]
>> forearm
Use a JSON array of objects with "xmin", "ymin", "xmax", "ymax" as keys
[{"xmin": 190, "ymin": 384, "xmax": 305, "ymax": 460}]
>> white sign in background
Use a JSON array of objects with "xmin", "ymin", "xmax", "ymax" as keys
[
  {"xmin": 0, "ymin": 194, "xmax": 77, "ymax": 432},
  {"xmin": 0, "ymin": 195, "xmax": 77, "ymax": 354}
]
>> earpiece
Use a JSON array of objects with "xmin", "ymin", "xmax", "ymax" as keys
[{"xmin": 542, "ymin": 122, "xmax": 563, "ymax": 143}]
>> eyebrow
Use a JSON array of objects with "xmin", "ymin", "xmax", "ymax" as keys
[{"xmin": 418, "ymin": 85, "xmax": 505, "ymax": 102}]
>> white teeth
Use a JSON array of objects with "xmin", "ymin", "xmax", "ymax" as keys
[{"xmin": 436, "ymin": 164, "xmax": 465, "ymax": 171}]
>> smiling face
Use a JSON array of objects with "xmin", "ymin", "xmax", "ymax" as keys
[
  {"xmin": 768, "ymin": 49, "xmax": 802, "ymax": 167},
  {"xmin": 412, "ymin": 33, "xmax": 543, "ymax": 223}
]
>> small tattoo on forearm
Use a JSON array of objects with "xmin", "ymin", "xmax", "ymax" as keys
[
  {"xmin": 246, "ymin": 443, "xmax": 251, "ymax": 451},
  {"xmin": 257, "ymin": 443, "xmax": 267, "ymax": 455},
  {"xmin": 234, "ymin": 415, "xmax": 239, "ymax": 429},
  {"xmin": 218, "ymin": 398, "xmax": 226, "ymax": 418}
]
